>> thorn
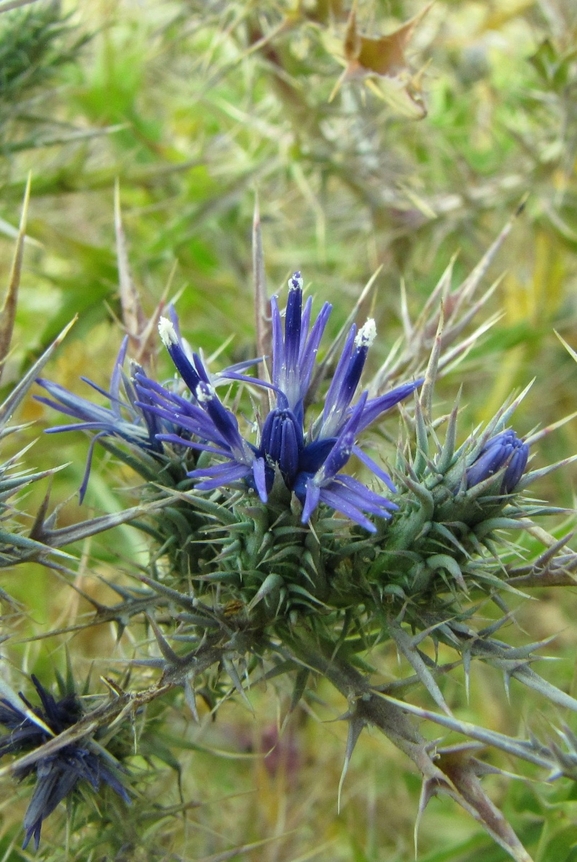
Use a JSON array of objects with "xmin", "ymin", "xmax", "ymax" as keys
[
  {"xmin": 420, "ymin": 299, "xmax": 445, "ymax": 422},
  {"xmin": 184, "ymin": 676, "xmax": 200, "ymax": 722},
  {"xmin": 0, "ymin": 173, "xmax": 31, "ymax": 382},
  {"xmin": 338, "ymin": 713, "xmax": 364, "ymax": 814},
  {"xmin": 515, "ymin": 192, "xmax": 529, "ymax": 217},
  {"xmin": 253, "ymin": 190, "xmax": 270, "ymax": 378},
  {"xmin": 222, "ymin": 656, "xmax": 254, "ymax": 714},
  {"xmin": 115, "ymin": 180, "xmax": 146, "ymax": 355},
  {"xmin": 146, "ymin": 614, "xmax": 184, "ymax": 666},
  {"xmin": 100, "ymin": 676, "xmax": 125, "ymax": 697}
]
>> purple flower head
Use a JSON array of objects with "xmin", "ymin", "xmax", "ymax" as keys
[
  {"xmin": 0, "ymin": 676, "xmax": 129, "ymax": 850},
  {"xmin": 141, "ymin": 272, "xmax": 422, "ymax": 532},
  {"xmin": 466, "ymin": 429, "xmax": 529, "ymax": 494}
]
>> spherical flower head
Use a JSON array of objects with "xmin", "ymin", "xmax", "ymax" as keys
[
  {"xmin": 466, "ymin": 429, "xmax": 529, "ymax": 494},
  {"xmin": 149, "ymin": 271, "xmax": 422, "ymax": 531}
]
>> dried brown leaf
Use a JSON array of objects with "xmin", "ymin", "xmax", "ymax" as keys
[{"xmin": 330, "ymin": 1, "xmax": 432, "ymax": 113}]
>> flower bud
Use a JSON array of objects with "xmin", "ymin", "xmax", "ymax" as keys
[{"xmin": 466, "ymin": 430, "xmax": 529, "ymax": 494}]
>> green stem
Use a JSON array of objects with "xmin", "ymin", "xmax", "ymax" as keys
[{"xmin": 280, "ymin": 628, "xmax": 445, "ymax": 783}]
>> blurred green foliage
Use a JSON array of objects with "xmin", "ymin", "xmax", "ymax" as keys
[
  {"xmin": 0, "ymin": 0, "xmax": 89, "ymax": 153},
  {"xmin": 2, "ymin": 0, "xmax": 577, "ymax": 859}
]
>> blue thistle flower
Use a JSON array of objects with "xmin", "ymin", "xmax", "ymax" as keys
[
  {"xmin": 138, "ymin": 271, "xmax": 422, "ymax": 532},
  {"xmin": 0, "ymin": 676, "xmax": 129, "ymax": 849},
  {"xmin": 466, "ymin": 429, "xmax": 529, "ymax": 494}
]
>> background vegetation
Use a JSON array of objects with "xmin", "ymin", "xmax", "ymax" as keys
[{"xmin": 1, "ymin": 0, "xmax": 577, "ymax": 859}]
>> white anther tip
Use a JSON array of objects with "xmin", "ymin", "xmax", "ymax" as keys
[
  {"xmin": 355, "ymin": 318, "xmax": 377, "ymax": 348},
  {"xmin": 288, "ymin": 270, "xmax": 304, "ymax": 291},
  {"xmin": 158, "ymin": 317, "xmax": 178, "ymax": 346},
  {"xmin": 196, "ymin": 382, "xmax": 214, "ymax": 403}
]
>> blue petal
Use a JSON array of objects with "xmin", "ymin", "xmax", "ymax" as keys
[
  {"xmin": 315, "ymin": 392, "xmax": 368, "ymax": 483},
  {"xmin": 252, "ymin": 456, "xmax": 269, "ymax": 502},
  {"xmin": 357, "ymin": 379, "xmax": 424, "ymax": 432},
  {"xmin": 316, "ymin": 484, "xmax": 378, "ymax": 532},
  {"xmin": 503, "ymin": 444, "xmax": 529, "ymax": 492},
  {"xmin": 352, "ymin": 444, "xmax": 397, "ymax": 493},
  {"xmin": 193, "ymin": 462, "xmax": 253, "ymax": 490},
  {"xmin": 301, "ymin": 480, "xmax": 321, "ymax": 524}
]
